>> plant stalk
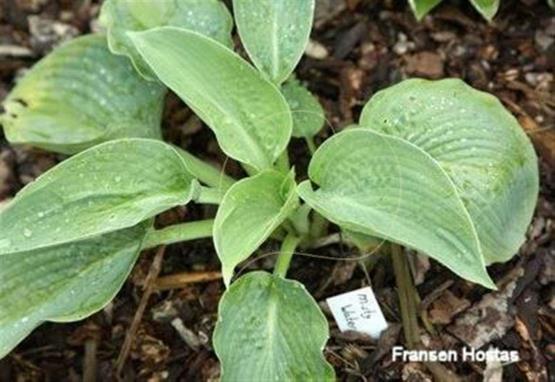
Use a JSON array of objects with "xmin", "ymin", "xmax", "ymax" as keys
[
  {"xmin": 309, "ymin": 211, "xmax": 329, "ymax": 240},
  {"xmin": 242, "ymin": 163, "xmax": 259, "ymax": 177},
  {"xmin": 392, "ymin": 247, "xmax": 459, "ymax": 381},
  {"xmin": 142, "ymin": 219, "xmax": 214, "ymax": 249},
  {"xmin": 276, "ymin": 150, "xmax": 290, "ymax": 173},
  {"xmin": 274, "ymin": 233, "xmax": 301, "ymax": 278},
  {"xmin": 174, "ymin": 147, "xmax": 235, "ymax": 190},
  {"xmin": 391, "ymin": 243, "xmax": 420, "ymax": 348},
  {"xmin": 196, "ymin": 186, "xmax": 224, "ymax": 204},
  {"xmin": 305, "ymin": 137, "xmax": 317, "ymax": 155}
]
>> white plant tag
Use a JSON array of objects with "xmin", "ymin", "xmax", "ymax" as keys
[{"xmin": 326, "ymin": 286, "xmax": 388, "ymax": 338}]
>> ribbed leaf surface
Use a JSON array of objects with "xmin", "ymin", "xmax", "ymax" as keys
[
  {"xmin": 0, "ymin": 35, "xmax": 165, "ymax": 154},
  {"xmin": 233, "ymin": 0, "xmax": 315, "ymax": 84},
  {"xmin": 0, "ymin": 139, "xmax": 196, "ymax": 256},
  {"xmin": 99, "ymin": 0, "xmax": 233, "ymax": 80},
  {"xmin": 360, "ymin": 79, "xmax": 538, "ymax": 264},
  {"xmin": 298, "ymin": 129, "xmax": 495, "ymax": 288},
  {"xmin": 0, "ymin": 221, "xmax": 150, "ymax": 358},
  {"xmin": 131, "ymin": 28, "xmax": 292, "ymax": 170},
  {"xmin": 214, "ymin": 171, "xmax": 298, "ymax": 286},
  {"xmin": 213, "ymin": 272, "xmax": 335, "ymax": 381}
]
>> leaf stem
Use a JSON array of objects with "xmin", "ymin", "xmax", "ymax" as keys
[
  {"xmin": 305, "ymin": 136, "xmax": 317, "ymax": 155},
  {"xmin": 242, "ymin": 163, "xmax": 259, "ymax": 177},
  {"xmin": 174, "ymin": 147, "xmax": 235, "ymax": 190},
  {"xmin": 276, "ymin": 150, "xmax": 290, "ymax": 173},
  {"xmin": 142, "ymin": 219, "xmax": 214, "ymax": 249},
  {"xmin": 391, "ymin": 247, "xmax": 460, "ymax": 381},
  {"xmin": 196, "ymin": 186, "xmax": 224, "ymax": 204},
  {"xmin": 288, "ymin": 204, "xmax": 311, "ymax": 237},
  {"xmin": 391, "ymin": 243, "xmax": 420, "ymax": 348},
  {"xmin": 274, "ymin": 233, "xmax": 301, "ymax": 278},
  {"xmin": 309, "ymin": 211, "xmax": 329, "ymax": 240}
]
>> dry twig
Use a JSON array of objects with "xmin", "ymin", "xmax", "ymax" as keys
[
  {"xmin": 154, "ymin": 270, "xmax": 222, "ymax": 290},
  {"xmin": 115, "ymin": 246, "xmax": 165, "ymax": 376}
]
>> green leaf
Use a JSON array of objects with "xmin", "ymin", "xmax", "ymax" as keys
[
  {"xmin": 233, "ymin": 0, "xmax": 315, "ymax": 84},
  {"xmin": 282, "ymin": 79, "xmax": 325, "ymax": 138},
  {"xmin": 469, "ymin": 0, "xmax": 500, "ymax": 21},
  {"xmin": 408, "ymin": 0, "xmax": 443, "ymax": 20},
  {"xmin": 99, "ymin": 0, "xmax": 233, "ymax": 80},
  {"xmin": 130, "ymin": 27, "xmax": 292, "ymax": 171},
  {"xmin": 298, "ymin": 129, "xmax": 495, "ymax": 288},
  {"xmin": 0, "ymin": 138, "xmax": 197, "ymax": 256},
  {"xmin": 213, "ymin": 271, "xmax": 335, "ymax": 381},
  {"xmin": 0, "ymin": 34, "xmax": 165, "ymax": 155},
  {"xmin": 360, "ymin": 79, "xmax": 538, "ymax": 265},
  {"xmin": 214, "ymin": 171, "xmax": 298, "ymax": 286},
  {"xmin": 0, "ymin": 221, "xmax": 150, "ymax": 358}
]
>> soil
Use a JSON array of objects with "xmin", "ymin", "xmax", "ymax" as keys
[{"xmin": 0, "ymin": 0, "xmax": 554, "ymax": 381}]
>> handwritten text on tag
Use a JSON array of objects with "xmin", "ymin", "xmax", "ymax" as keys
[{"xmin": 326, "ymin": 286, "xmax": 388, "ymax": 338}]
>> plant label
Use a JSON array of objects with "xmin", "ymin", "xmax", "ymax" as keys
[{"xmin": 326, "ymin": 286, "xmax": 388, "ymax": 338}]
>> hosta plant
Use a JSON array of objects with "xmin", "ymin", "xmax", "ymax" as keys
[
  {"xmin": 409, "ymin": 0, "xmax": 554, "ymax": 21},
  {"xmin": 409, "ymin": 0, "xmax": 500, "ymax": 21},
  {"xmin": 0, "ymin": 0, "xmax": 539, "ymax": 380}
]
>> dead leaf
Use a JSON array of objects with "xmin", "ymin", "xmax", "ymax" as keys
[
  {"xmin": 447, "ymin": 268, "xmax": 523, "ymax": 348},
  {"xmin": 404, "ymin": 52, "xmax": 444, "ymax": 79},
  {"xmin": 428, "ymin": 290, "xmax": 471, "ymax": 325}
]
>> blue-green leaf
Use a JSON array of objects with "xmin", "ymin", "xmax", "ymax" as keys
[
  {"xmin": 213, "ymin": 271, "xmax": 335, "ymax": 381},
  {"xmin": 360, "ymin": 78, "xmax": 538, "ymax": 265},
  {"xmin": 99, "ymin": 0, "xmax": 233, "ymax": 80},
  {"xmin": 214, "ymin": 171, "xmax": 298, "ymax": 286},
  {"xmin": 282, "ymin": 79, "xmax": 325, "ymax": 138},
  {"xmin": 408, "ymin": 0, "xmax": 443, "ymax": 20},
  {"xmin": 469, "ymin": 0, "xmax": 500, "ymax": 21},
  {"xmin": 298, "ymin": 129, "xmax": 495, "ymax": 288},
  {"xmin": 233, "ymin": 0, "xmax": 315, "ymax": 84},
  {"xmin": 130, "ymin": 27, "xmax": 292, "ymax": 171},
  {"xmin": 0, "ymin": 221, "xmax": 150, "ymax": 358},
  {"xmin": 0, "ymin": 34, "xmax": 165, "ymax": 154},
  {"xmin": 0, "ymin": 138, "xmax": 197, "ymax": 256}
]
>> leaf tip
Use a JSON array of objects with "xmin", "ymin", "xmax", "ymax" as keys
[
  {"xmin": 481, "ymin": 276, "xmax": 498, "ymax": 291},
  {"xmin": 470, "ymin": 267, "xmax": 497, "ymax": 290},
  {"xmin": 413, "ymin": 11, "xmax": 426, "ymax": 21}
]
